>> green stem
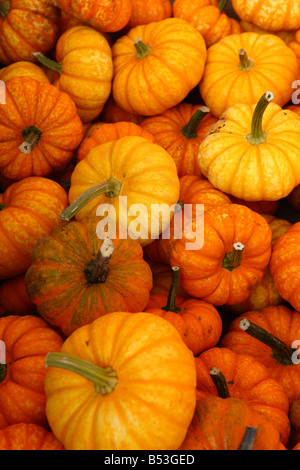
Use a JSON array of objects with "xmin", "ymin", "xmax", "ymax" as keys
[
  {"xmin": 84, "ymin": 238, "xmax": 114, "ymax": 284},
  {"xmin": 19, "ymin": 125, "xmax": 42, "ymax": 154},
  {"xmin": 222, "ymin": 242, "xmax": 244, "ymax": 272},
  {"xmin": 0, "ymin": 1, "xmax": 10, "ymax": 18},
  {"xmin": 162, "ymin": 266, "xmax": 181, "ymax": 313},
  {"xmin": 33, "ymin": 52, "xmax": 63, "ymax": 74},
  {"xmin": 181, "ymin": 106, "xmax": 210, "ymax": 139},
  {"xmin": 59, "ymin": 177, "xmax": 123, "ymax": 222},
  {"xmin": 246, "ymin": 92, "xmax": 274, "ymax": 145},
  {"xmin": 45, "ymin": 352, "xmax": 119, "ymax": 395},
  {"xmin": 218, "ymin": 0, "xmax": 228, "ymax": 12},
  {"xmin": 134, "ymin": 37, "xmax": 152, "ymax": 59},
  {"xmin": 239, "ymin": 318, "xmax": 296, "ymax": 366},
  {"xmin": 0, "ymin": 364, "xmax": 7, "ymax": 383},
  {"xmin": 209, "ymin": 367, "xmax": 230, "ymax": 399},
  {"xmin": 238, "ymin": 49, "xmax": 255, "ymax": 72},
  {"xmin": 238, "ymin": 427, "xmax": 257, "ymax": 450}
]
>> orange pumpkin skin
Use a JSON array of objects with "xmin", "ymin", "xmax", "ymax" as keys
[
  {"xmin": 144, "ymin": 295, "xmax": 222, "ymax": 356},
  {"xmin": 0, "ymin": 274, "xmax": 35, "ymax": 316},
  {"xmin": 0, "ymin": 0, "xmax": 59, "ymax": 65},
  {"xmin": 0, "ymin": 315, "xmax": 63, "ymax": 428},
  {"xmin": 288, "ymin": 31, "xmax": 300, "ymax": 68},
  {"xmin": 179, "ymin": 396, "xmax": 285, "ymax": 450},
  {"xmin": 77, "ymin": 121, "xmax": 155, "ymax": 161},
  {"xmin": 195, "ymin": 347, "xmax": 290, "ymax": 445},
  {"xmin": 0, "ymin": 77, "xmax": 84, "ymax": 181},
  {"xmin": 270, "ymin": 223, "xmax": 300, "ymax": 311},
  {"xmin": 231, "ymin": 0, "xmax": 300, "ymax": 32},
  {"xmin": 221, "ymin": 306, "xmax": 300, "ymax": 404},
  {"xmin": 170, "ymin": 204, "xmax": 272, "ymax": 306},
  {"xmin": 127, "ymin": 0, "xmax": 172, "ymax": 29},
  {"xmin": 100, "ymin": 95, "xmax": 145, "ymax": 125},
  {"xmin": 140, "ymin": 103, "xmax": 218, "ymax": 177},
  {"xmin": 147, "ymin": 260, "xmax": 189, "ymax": 298},
  {"xmin": 25, "ymin": 217, "xmax": 153, "ymax": 337},
  {"xmin": 240, "ymin": 20, "xmax": 297, "ymax": 45},
  {"xmin": 179, "ymin": 175, "xmax": 232, "ymax": 207},
  {"xmin": 55, "ymin": 0, "xmax": 132, "ymax": 33},
  {"xmin": 0, "ymin": 423, "xmax": 64, "ymax": 450},
  {"xmin": 173, "ymin": 0, "xmax": 242, "ymax": 48},
  {"xmin": 112, "ymin": 18, "xmax": 207, "ymax": 116},
  {"xmin": 0, "ymin": 61, "xmax": 50, "ymax": 83},
  {"xmin": 231, "ymin": 197, "xmax": 279, "ymax": 216},
  {"xmin": 0, "ymin": 177, "xmax": 68, "ymax": 280},
  {"xmin": 262, "ymin": 215, "xmax": 292, "ymax": 247}
]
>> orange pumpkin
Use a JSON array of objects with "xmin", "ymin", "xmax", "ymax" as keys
[
  {"xmin": 127, "ymin": 0, "xmax": 172, "ymax": 29},
  {"xmin": 0, "ymin": 176, "xmax": 68, "ymax": 279},
  {"xmin": 0, "ymin": 274, "xmax": 35, "ymax": 316},
  {"xmin": 0, "ymin": 61, "xmax": 50, "ymax": 83},
  {"xmin": 0, "ymin": 77, "xmax": 84, "ymax": 181},
  {"xmin": 140, "ymin": 104, "xmax": 218, "ymax": 177},
  {"xmin": 240, "ymin": 20, "xmax": 297, "ymax": 45},
  {"xmin": 112, "ymin": 18, "xmax": 207, "ymax": 116},
  {"xmin": 0, "ymin": 0, "xmax": 60, "ymax": 65},
  {"xmin": 146, "ymin": 260, "xmax": 189, "ymax": 298},
  {"xmin": 0, "ymin": 423, "xmax": 64, "ymax": 450},
  {"xmin": 173, "ymin": 0, "xmax": 242, "ymax": 47},
  {"xmin": 0, "ymin": 315, "xmax": 63, "ymax": 428},
  {"xmin": 230, "ymin": 197, "xmax": 279, "ymax": 216},
  {"xmin": 100, "ymin": 95, "xmax": 145, "ymax": 125}
]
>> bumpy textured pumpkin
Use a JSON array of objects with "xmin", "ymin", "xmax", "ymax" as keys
[
  {"xmin": 0, "ymin": 274, "xmax": 35, "ymax": 316},
  {"xmin": 270, "ymin": 222, "xmax": 300, "ymax": 311},
  {"xmin": 173, "ymin": 0, "xmax": 242, "ymax": 47},
  {"xmin": 144, "ymin": 266, "xmax": 222, "ymax": 355},
  {"xmin": 195, "ymin": 347, "xmax": 290, "ymax": 445},
  {"xmin": 25, "ymin": 217, "xmax": 153, "ymax": 337},
  {"xmin": 64, "ymin": 136, "xmax": 180, "ymax": 246},
  {"xmin": 198, "ymin": 93, "xmax": 300, "ymax": 201},
  {"xmin": 127, "ymin": 0, "xmax": 172, "ymax": 29},
  {"xmin": 0, "ymin": 315, "xmax": 63, "ymax": 428},
  {"xmin": 44, "ymin": 311, "xmax": 197, "ymax": 450},
  {"xmin": 180, "ymin": 396, "xmax": 285, "ymax": 450},
  {"xmin": 35, "ymin": 26, "xmax": 113, "ymax": 122},
  {"xmin": 0, "ymin": 77, "xmax": 83, "ymax": 181},
  {"xmin": 240, "ymin": 21, "xmax": 296, "ymax": 45},
  {"xmin": 231, "ymin": 0, "xmax": 300, "ymax": 31},
  {"xmin": 0, "ymin": 61, "xmax": 50, "ymax": 83},
  {"xmin": 141, "ymin": 104, "xmax": 218, "ymax": 177},
  {"xmin": 0, "ymin": 177, "xmax": 68, "ymax": 279},
  {"xmin": 221, "ymin": 306, "xmax": 300, "ymax": 404},
  {"xmin": 170, "ymin": 204, "xmax": 272, "ymax": 306},
  {"xmin": 200, "ymin": 32, "xmax": 299, "ymax": 118},
  {"xmin": 0, "ymin": 423, "xmax": 64, "ymax": 450},
  {"xmin": 0, "ymin": 0, "xmax": 60, "ymax": 64},
  {"xmin": 112, "ymin": 18, "xmax": 207, "ymax": 116}
]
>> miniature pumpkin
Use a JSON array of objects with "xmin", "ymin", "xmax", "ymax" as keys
[
  {"xmin": 44, "ymin": 311, "xmax": 197, "ymax": 450},
  {"xmin": 0, "ymin": 315, "xmax": 63, "ymax": 428},
  {"xmin": 240, "ymin": 21, "xmax": 296, "ymax": 44},
  {"xmin": 100, "ymin": 95, "xmax": 145, "ymax": 125},
  {"xmin": 0, "ymin": 176, "xmax": 68, "ymax": 279},
  {"xmin": 112, "ymin": 18, "xmax": 207, "ymax": 116},
  {"xmin": 0, "ymin": 274, "xmax": 35, "ymax": 316},
  {"xmin": 0, "ymin": 423, "xmax": 64, "ymax": 450},
  {"xmin": 34, "ymin": 26, "xmax": 113, "ymax": 122},
  {"xmin": 199, "ymin": 32, "xmax": 299, "ymax": 118},
  {"xmin": 198, "ymin": 92, "xmax": 300, "ymax": 201},
  {"xmin": 230, "ymin": 198, "xmax": 279, "ymax": 216},
  {"xmin": 146, "ymin": 260, "xmax": 189, "ymax": 298},
  {"xmin": 25, "ymin": 217, "xmax": 153, "ymax": 337},
  {"xmin": 0, "ymin": 61, "xmax": 50, "ymax": 83},
  {"xmin": 0, "ymin": 77, "xmax": 84, "ymax": 181},
  {"xmin": 127, "ymin": 0, "xmax": 172, "ymax": 29}
]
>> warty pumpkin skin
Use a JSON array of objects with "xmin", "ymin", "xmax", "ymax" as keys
[
  {"xmin": 44, "ymin": 311, "xmax": 197, "ymax": 450},
  {"xmin": 198, "ymin": 93, "xmax": 300, "ymax": 201},
  {"xmin": 199, "ymin": 32, "xmax": 299, "ymax": 118},
  {"xmin": 25, "ymin": 217, "xmax": 153, "ymax": 337},
  {"xmin": 0, "ymin": 176, "xmax": 68, "ymax": 279},
  {"xmin": 0, "ymin": 423, "xmax": 65, "ymax": 450},
  {"xmin": 0, "ymin": 315, "xmax": 63, "ymax": 429},
  {"xmin": 0, "ymin": 0, "xmax": 60, "ymax": 65},
  {"xmin": 0, "ymin": 77, "xmax": 84, "ymax": 181},
  {"xmin": 112, "ymin": 18, "xmax": 207, "ymax": 116}
]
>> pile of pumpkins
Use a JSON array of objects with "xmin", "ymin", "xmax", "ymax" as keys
[{"xmin": 1, "ymin": 0, "xmax": 300, "ymax": 451}]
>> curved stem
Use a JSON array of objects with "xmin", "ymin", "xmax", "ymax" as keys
[
  {"xmin": 162, "ymin": 266, "xmax": 181, "ymax": 313},
  {"xmin": 19, "ymin": 126, "xmax": 42, "ymax": 154},
  {"xmin": 33, "ymin": 52, "xmax": 63, "ymax": 74},
  {"xmin": 181, "ymin": 106, "xmax": 210, "ymax": 139},
  {"xmin": 246, "ymin": 92, "xmax": 274, "ymax": 145},
  {"xmin": 134, "ymin": 37, "xmax": 152, "ymax": 59},
  {"xmin": 84, "ymin": 238, "xmax": 114, "ymax": 284},
  {"xmin": 222, "ymin": 242, "xmax": 244, "ymax": 271},
  {"xmin": 238, "ymin": 49, "xmax": 255, "ymax": 71},
  {"xmin": 209, "ymin": 367, "xmax": 230, "ymax": 398},
  {"xmin": 45, "ymin": 352, "xmax": 118, "ymax": 395},
  {"xmin": 239, "ymin": 318, "xmax": 296, "ymax": 366},
  {"xmin": 60, "ymin": 177, "xmax": 123, "ymax": 222},
  {"xmin": 218, "ymin": 0, "xmax": 228, "ymax": 12},
  {"xmin": 238, "ymin": 427, "xmax": 257, "ymax": 450},
  {"xmin": 0, "ymin": 1, "xmax": 10, "ymax": 18}
]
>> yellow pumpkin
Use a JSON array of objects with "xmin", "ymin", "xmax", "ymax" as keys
[{"xmin": 198, "ymin": 92, "xmax": 300, "ymax": 201}]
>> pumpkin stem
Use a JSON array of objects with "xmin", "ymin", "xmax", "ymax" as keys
[
  {"xmin": 0, "ymin": 364, "xmax": 7, "ymax": 383},
  {"xmin": 84, "ymin": 238, "xmax": 114, "ymax": 284},
  {"xmin": 246, "ymin": 92, "xmax": 274, "ymax": 145},
  {"xmin": 239, "ymin": 318, "xmax": 297, "ymax": 366},
  {"xmin": 181, "ymin": 106, "xmax": 210, "ymax": 139},
  {"xmin": 238, "ymin": 49, "xmax": 255, "ymax": 72},
  {"xmin": 162, "ymin": 266, "xmax": 182, "ymax": 313},
  {"xmin": 209, "ymin": 367, "xmax": 230, "ymax": 398},
  {"xmin": 134, "ymin": 37, "xmax": 152, "ymax": 59},
  {"xmin": 218, "ymin": 0, "xmax": 228, "ymax": 13},
  {"xmin": 45, "ymin": 352, "xmax": 119, "ymax": 395},
  {"xmin": 0, "ymin": 1, "xmax": 10, "ymax": 18},
  {"xmin": 222, "ymin": 242, "xmax": 244, "ymax": 271},
  {"xmin": 19, "ymin": 125, "xmax": 42, "ymax": 154},
  {"xmin": 33, "ymin": 52, "xmax": 63, "ymax": 74},
  {"xmin": 238, "ymin": 427, "xmax": 257, "ymax": 450},
  {"xmin": 59, "ymin": 177, "xmax": 123, "ymax": 222}
]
